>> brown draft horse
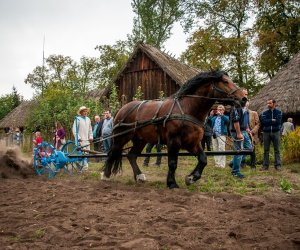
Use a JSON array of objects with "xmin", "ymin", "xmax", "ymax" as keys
[{"xmin": 102, "ymin": 70, "xmax": 247, "ymax": 189}]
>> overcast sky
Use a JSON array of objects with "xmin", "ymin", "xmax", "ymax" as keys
[{"xmin": 0, "ymin": 0, "xmax": 188, "ymax": 100}]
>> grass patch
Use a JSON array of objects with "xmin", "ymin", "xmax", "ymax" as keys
[
  {"xmin": 34, "ymin": 228, "xmax": 45, "ymax": 239},
  {"xmin": 280, "ymin": 178, "xmax": 292, "ymax": 193}
]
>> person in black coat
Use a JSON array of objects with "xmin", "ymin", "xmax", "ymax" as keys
[
  {"xmin": 260, "ymin": 99, "xmax": 282, "ymax": 171},
  {"xmin": 93, "ymin": 115, "xmax": 104, "ymax": 161}
]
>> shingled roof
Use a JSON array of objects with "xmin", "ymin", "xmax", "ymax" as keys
[
  {"xmin": 250, "ymin": 52, "xmax": 300, "ymax": 114},
  {"xmin": 0, "ymin": 101, "xmax": 35, "ymax": 128},
  {"xmin": 115, "ymin": 42, "xmax": 200, "ymax": 86}
]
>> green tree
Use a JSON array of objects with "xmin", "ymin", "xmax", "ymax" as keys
[
  {"xmin": 94, "ymin": 41, "xmax": 130, "ymax": 87},
  {"xmin": 181, "ymin": 0, "xmax": 260, "ymax": 94},
  {"xmin": 26, "ymin": 85, "xmax": 100, "ymax": 138},
  {"xmin": 254, "ymin": 0, "xmax": 300, "ymax": 78},
  {"xmin": 11, "ymin": 86, "xmax": 21, "ymax": 108},
  {"xmin": 25, "ymin": 55, "xmax": 101, "ymax": 95},
  {"xmin": 0, "ymin": 87, "xmax": 22, "ymax": 120},
  {"xmin": 181, "ymin": 27, "xmax": 224, "ymax": 70},
  {"xmin": 129, "ymin": 0, "xmax": 184, "ymax": 48},
  {"xmin": 108, "ymin": 84, "xmax": 121, "ymax": 116},
  {"xmin": 24, "ymin": 65, "xmax": 49, "ymax": 94}
]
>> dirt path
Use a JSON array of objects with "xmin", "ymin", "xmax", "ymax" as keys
[{"xmin": 0, "ymin": 148, "xmax": 300, "ymax": 249}]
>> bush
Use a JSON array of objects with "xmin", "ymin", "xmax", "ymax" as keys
[{"xmin": 282, "ymin": 127, "xmax": 300, "ymax": 163}]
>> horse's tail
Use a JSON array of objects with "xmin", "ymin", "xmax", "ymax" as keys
[{"xmin": 103, "ymin": 146, "xmax": 123, "ymax": 177}]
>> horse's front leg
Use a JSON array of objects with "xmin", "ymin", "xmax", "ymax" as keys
[
  {"xmin": 185, "ymin": 150, "xmax": 207, "ymax": 186},
  {"xmin": 167, "ymin": 147, "xmax": 180, "ymax": 189}
]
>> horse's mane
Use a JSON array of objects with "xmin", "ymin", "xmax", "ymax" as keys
[{"xmin": 175, "ymin": 70, "xmax": 228, "ymax": 97}]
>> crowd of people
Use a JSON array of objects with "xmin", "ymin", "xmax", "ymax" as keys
[
  {"xmin": 31, "ymin": 91, "xmax": 295, "ymax": 176},
  {"xmin": 202, "ymin": 88, "xmax": 295, "ymax": 179}
]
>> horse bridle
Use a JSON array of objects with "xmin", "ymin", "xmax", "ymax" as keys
[{"xmin": 212, "ymin": 82, "xmax": 240, "ymax": 98}]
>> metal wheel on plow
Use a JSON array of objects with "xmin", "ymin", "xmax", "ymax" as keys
[
  {"xmin": 33, "ymin": 142, "xmax": 58, "ymax": 179},
  {"xmin": 61, "ymin": 141, "xmax": 86, "ymax": 174}
]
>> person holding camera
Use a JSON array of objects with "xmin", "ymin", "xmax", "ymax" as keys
[
  {"xmin": 260, "ymin": 99, "xmax": 282, "ymax": 171},
  {"xmin": 207, "ymin": 105, "xmax": 229, "ymax": 168}
]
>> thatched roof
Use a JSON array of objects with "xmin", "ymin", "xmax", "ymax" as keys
[
  {"xmin": 250, "ymin": 52, "xmax": 300, "ymax": 114},
  {"xmin": 115, "ymin": 42, "xmax": 200, "ymax": 85},
  {"xmin": 0, "ymin": 101, "xmax": 34, "ymax": 128},
  {"xmin": 85, "ymin": 88, "xmax": 108, "ymax": 100}
]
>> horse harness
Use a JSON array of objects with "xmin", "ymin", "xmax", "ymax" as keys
[
  {"xmin": 112, "ymin": 97, "xmax": 205, "ymax": 140},
  {"xmin": 107, "ymin": 81, "xmax": 242, "ymax": 141}
]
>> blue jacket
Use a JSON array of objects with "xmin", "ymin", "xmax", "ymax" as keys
[
  {"xmin": 260, "ymin": 108, "xmax": 282, "ymax": 133},
  {"xmin": 208, "ymin": 115, "xmax": 229, "ymax": 136},
  {"xmin": 230, "ymin": 107, "xmax": 249, "ymax": 132}
]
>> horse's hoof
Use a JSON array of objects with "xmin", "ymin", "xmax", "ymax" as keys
[
  {"xmin": 185, "ymin": 175, "xmax": 194, "ymax": 186},
  {"xmin": 136, "ymin": 174, "xmax": 146, "ymax": 182},
  {"xmin": 168, "ymin": 183, "xmax": 179, "ymax": 189},
  {"xmin": 100, "ymin": 171, "xmax": 110, "ymax": 181}
]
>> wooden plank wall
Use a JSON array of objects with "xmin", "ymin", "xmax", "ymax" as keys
[{"xmin": 116, "ymin": 51, "xmax": 180, "ymax": 103}]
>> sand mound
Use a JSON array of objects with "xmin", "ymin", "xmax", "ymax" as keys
[{"xmin": 0, "ymin": 147, "xmax": 34, "ymax": 179}]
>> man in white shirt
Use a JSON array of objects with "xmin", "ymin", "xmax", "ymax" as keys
[{"xmin": 72, "ymin": 106, "xmax": 93, "ymax": 171}]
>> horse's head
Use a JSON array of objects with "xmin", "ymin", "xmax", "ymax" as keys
[{"xmin": 211, "ymin": 72, "xmax": 247, "ymax": 107}]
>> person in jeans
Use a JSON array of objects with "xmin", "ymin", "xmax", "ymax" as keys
[
  {"xmin": 102, "ymin": 110, "xmax": 113, "ymax": 153},
  {"xmin": 260, "ymin": 99, "xmax": 282, "ymax": 171},
  {"xmin": 230, "ymin": 105, "xmax": 253, "ymax": 178},
  {"xmin": 143, "ymin": 143, "xmax": 162, "ymax": 167},
  {"xmin": 207, "ymin": 105, "xmax": 229, "ymax": 168},
  {"xmin": 239, "ymin": 100, "xmax": 260, "ymax": 170}
]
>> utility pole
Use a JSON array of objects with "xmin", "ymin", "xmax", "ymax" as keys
[{"xmin": 41, "ymin": 36, "xmax": 45, "ymax": 96}]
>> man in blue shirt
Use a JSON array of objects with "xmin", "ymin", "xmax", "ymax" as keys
[
  {"xmin": 102, "ymin": 110, "xmax": 113, "ymax": 153},
  {"xmin": 230, "ymin": 104, "xmax": 253, "ymax": 178}
]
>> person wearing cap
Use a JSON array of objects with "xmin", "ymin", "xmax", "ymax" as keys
[{"xmin": 72, "ymin": 106, "xmax": 93, "ymax": 171}]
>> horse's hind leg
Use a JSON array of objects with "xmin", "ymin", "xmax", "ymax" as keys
[
  {"xmin": 185, "ymin": 150, "xmax": 207, "ymax": 186},
  {"xmin": 102, "ymin": 134, "xmax": 130, "ymax": 179},
  {"xmin": 127, "ymin": 139, "xmax": 146, "ymax": 182},
  {"xmin": 167, "ymin": 146, "xmax": 180, "ymax": 189}
]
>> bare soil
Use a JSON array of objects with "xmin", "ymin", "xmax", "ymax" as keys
[{"xmin": 0, "ymin": 148, "xmax": 300, "ymax": 250}]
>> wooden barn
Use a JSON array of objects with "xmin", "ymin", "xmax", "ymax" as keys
[
  {"xmin": 250, "ymin": 52, "xmax": 300, "ymax": 127},
  {"xmin": 114, "ymin": 42, "xmax": 200, "ymax": 103}
]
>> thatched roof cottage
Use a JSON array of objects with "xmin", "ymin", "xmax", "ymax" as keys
[
  {"xmin": 0, "ymin": 101, "xmax": 35, "ymax": 131},
  {"xmin": 250, "ymin": 52, "xmax": 300, "ymax": 126}
]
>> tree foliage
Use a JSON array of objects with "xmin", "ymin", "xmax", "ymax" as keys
[
  {"xmin": 25, "ymin": 55, "xmax": 101, "ymax": 95},
  {"xmin": 254, "ymin": 0, "xmax": 300, "ymax": 78},
  {"xmin": 107, "ymin": 84, "xmax": 121, "ymax": 116},
  {"xmin": 94, "ymin": 41, "xmax": 130, "ymax": 87},
  {"xmin": 0, "ymin": 87, "xmax": 22, "ymax": 120},
  {"xmin": 25, "ymin": 85, "xmax": 102, "ymax": 138},
  {"xmin": 129, "ymin": 0, "xmax": 184, "ymax": 48},
  {"xmin": 180, "ymin": 0, "xmax": 263, "ymax": 94}
]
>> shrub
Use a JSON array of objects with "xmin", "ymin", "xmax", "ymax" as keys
[{"xmin": 282, "ymin": 127, "xmax": 300, "ymax": 163}]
